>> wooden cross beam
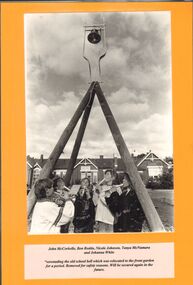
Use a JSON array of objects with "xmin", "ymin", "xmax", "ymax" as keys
[
  {"xmin": 64, "ymin": 89, "xmax": 95, "ymax": 187},
  {"xmin": 95, "ymin": 82, "xmax": 165, "ymax": 232},
  {"xmin": 27, "ymin": 82, "xmax": 96, "ymax": 217},
  {"xmin": 28, "ymin": 81, "xmax": 165, "ymax": 232}
]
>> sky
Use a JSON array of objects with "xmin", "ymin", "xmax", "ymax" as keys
[{"xmin": 25, "ymin": 11, "xmax": 173, "ymax": 160}]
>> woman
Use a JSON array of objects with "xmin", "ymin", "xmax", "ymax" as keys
[
  {"xmin": 73, "ymin": 178, "xmax": 95, "ymax": 233},
  {"xmin": 105, "ymin": 173, "xmax": 145, "ymax": 232}
]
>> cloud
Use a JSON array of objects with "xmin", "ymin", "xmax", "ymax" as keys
[
  {"xmin": 25, "ymin": 11, "xmax": 172, "ymax": 159},
  {"xmin": 26, "ymin": 90, "xmax": 83, "ymax": 157}
]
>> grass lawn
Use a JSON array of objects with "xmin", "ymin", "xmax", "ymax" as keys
[{"xmin": 143, "ymin": 189, "xmax": 174, "ymax": 232}]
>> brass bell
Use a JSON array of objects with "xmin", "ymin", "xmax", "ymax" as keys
[{"xmin": 87, "ymin": 29, "xmax": 101, "ymax": 44}]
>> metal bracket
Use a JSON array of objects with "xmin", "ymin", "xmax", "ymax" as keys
[{"xmin": 83, "ymin": 24, "xmax": 107, "ymax": 83}]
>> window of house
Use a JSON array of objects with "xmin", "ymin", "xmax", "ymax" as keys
[
  {"xmin": 93, "ymin": 172, "xmax": 98, "ymax": 183},
  {"xmin": 81, "ymin": 172, "xmax": 86, "ymax": 180},
  {"xmin": 32, "ymin": 167, "xmax": 41, "ymax": 185},
  {"xmin": 81, "ymin": 165, "xmax": 91, "ymax": 172},
  {"xmin": 147, "ymin": 166, "xmax": 163, "ymax": 177}
]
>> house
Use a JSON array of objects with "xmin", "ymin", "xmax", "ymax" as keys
[
  {"xmin": 137, "ymin": 152, "xmax": 170, "ymax": 183},
  {"xmin": 26, "ymin": 151, "xmax": 170, "ymax": 188}
]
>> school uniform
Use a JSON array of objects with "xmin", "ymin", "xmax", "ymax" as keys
[
  {"xmin": 73, "ymin": 195, "xmax": 95, "ymax": 233},
  {"xmin": 30, "ymin": 200, "xmax": 74, "ymax": 234},
  {"xmin": 106, "ymin": 189, "xmax": 145, "ymax": 232}
]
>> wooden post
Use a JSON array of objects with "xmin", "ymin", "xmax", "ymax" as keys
[
  {"xmin": 27, "ymin": 82, "xmax": 96, "ymax": 217},
  {"xmin": 95, "ymin": 82, "xmax": 165, "ymax": 232},
  {"xmin": 64, "ymin": 91, "xmax": 95, "ymax": 187}
]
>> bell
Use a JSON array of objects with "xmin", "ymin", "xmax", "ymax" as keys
[{"xmin": 87, "ymin": 29, "xmax": 101, "ymax": 44}]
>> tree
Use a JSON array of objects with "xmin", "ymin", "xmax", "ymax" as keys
[
  {"xmin": 160, "ymin": 169, "xmax": 173, "ymax": 189},
  {"xmin": 164, "ymin": 156, "xmax": 173, "ymax": 164}
]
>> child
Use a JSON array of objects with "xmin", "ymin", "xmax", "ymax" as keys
[
  {"xmin": 73, "ymin": 178, "xmax": 95, "ymax": 233},
  {"xmin": 95, "ymin": 170, "xmax": 115, "ymax": 233},
  {"xmin": 30, "ymin": 178, "xmax": 74, "ymax": 234},
  {"xmin": 53, "ymin": 177, "xmax": 73, "ymax": 233},
  {"xmin": 105, "ymin": 173, "xmax": 145, "ymax": 232}
]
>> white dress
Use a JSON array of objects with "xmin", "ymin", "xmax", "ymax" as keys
[{"xmin": 95, "ymin": 185, "xmax": 114, "ymax": 225}]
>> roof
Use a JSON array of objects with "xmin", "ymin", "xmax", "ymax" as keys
[
  {"xmin": 74, "ymin": 158, "xmax": 98, "ymax": 169},
  {"xmin": 27, "ymin": 156, "xmax": 36, "ymax": 167},
  {"xmin": 27, "ymin": 152, "xmax": 167, "ymax": 171},
  {"xmin": 27, "ymin": 156, "xmax": 144, "ymax": 171},
  {"xmin": 137, "ymin": 151, "xmax": 169, "ymax": 167}
]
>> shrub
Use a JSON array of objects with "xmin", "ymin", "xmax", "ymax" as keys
[
  {"xmin": 146, "ymin": 170, "xmax": 173, "ymax": 189},
  {"xmin": 160, "ymin": 171, "xmax": 173, "ymax": 189},
  {"xmin": 146, "ymin": 177, "xmax": 161, "ymax": 189}
]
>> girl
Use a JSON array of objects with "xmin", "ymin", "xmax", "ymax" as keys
[
  {"xmin": 105, "ymin": 173, "xmax": 145, "ymax": 232},
  {"xmin": 73, "ymin": 178, "xmax": 95, "ymax": 233}
]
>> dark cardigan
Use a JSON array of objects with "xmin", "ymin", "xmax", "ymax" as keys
[
  {"xmin": 105, "ymin": 189, "xmax": 145, "ymax": 232},
  {"xmin": 73, "ymin": 195, "xmax": 95, "ymax": 233}
]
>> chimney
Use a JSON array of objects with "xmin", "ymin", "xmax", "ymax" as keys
[
  {"xmin": 40, "ymin": 154, "xmax": 44, "ymax": 163},
  {"xmin": 99, "ymin": 155, "xmax": 104, "ymax": 160},
  {"xmin": 131, "ymin": 150, "xmax": 136, "ymax": 157},
  {"xmin": 114, "ymin": 155, "xmax": 118, "ymax": 169}
]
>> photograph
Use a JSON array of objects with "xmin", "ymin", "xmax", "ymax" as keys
[{"xmin": 25, "ymin": 11, "xmax": 174, "ymax": 235}]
